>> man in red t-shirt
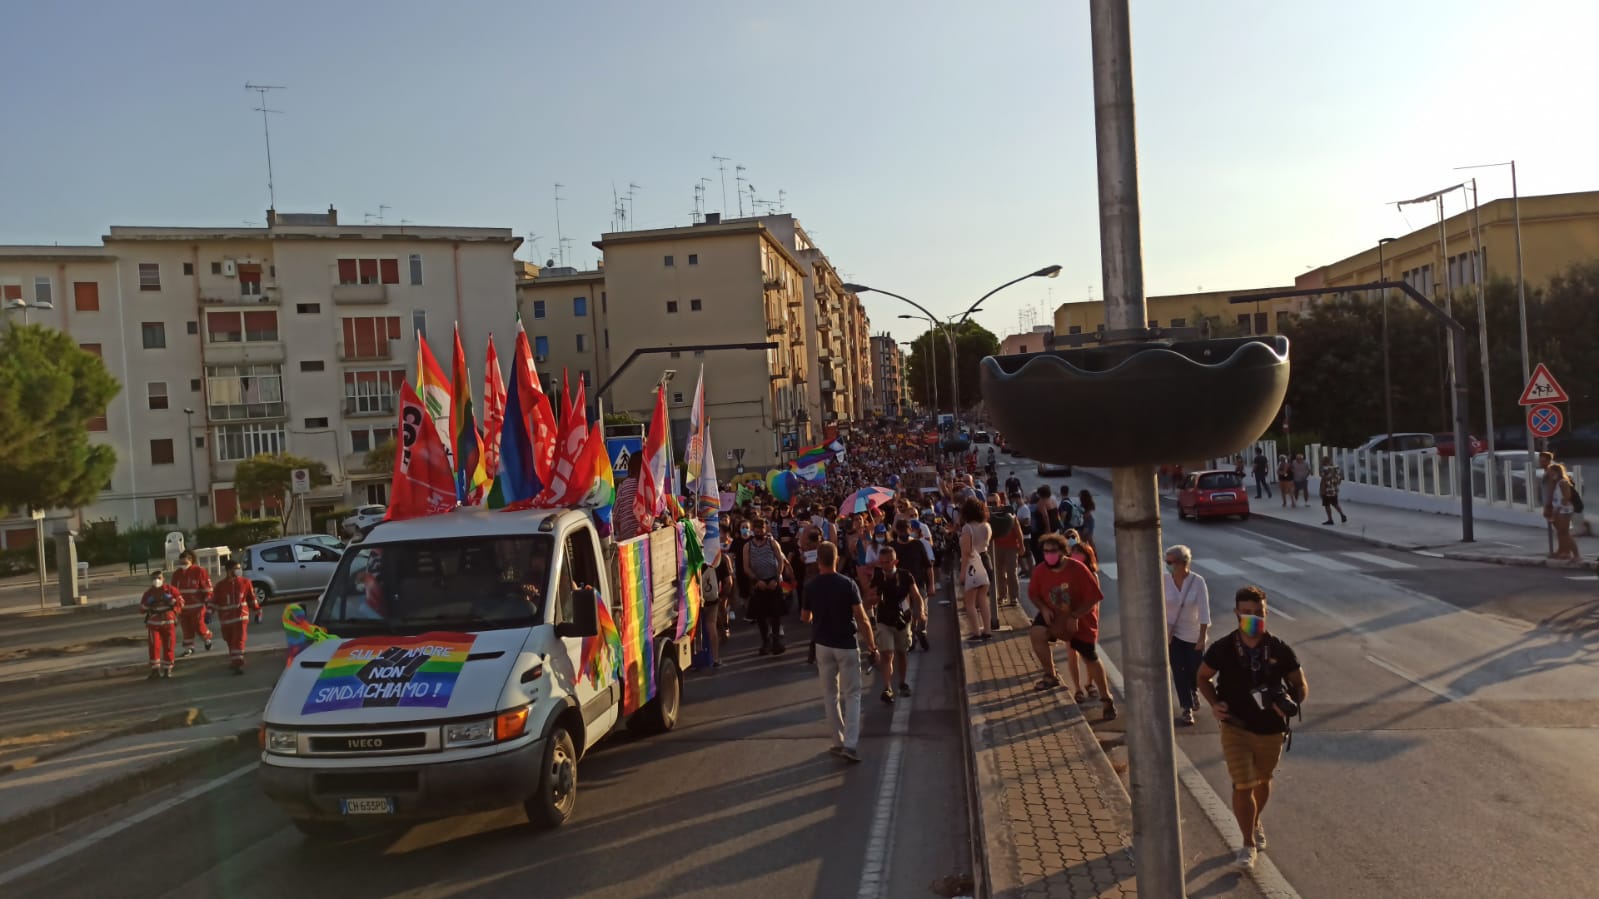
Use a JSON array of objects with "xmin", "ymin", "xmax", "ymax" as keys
[{"xmin": 1027, "ymin": 532, "xmax": 1116, "ymax": 719}]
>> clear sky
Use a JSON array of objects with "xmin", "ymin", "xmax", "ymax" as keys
[{"xmin": 3, "ymin": 0, "xmax": 1592, "ymax": 346}]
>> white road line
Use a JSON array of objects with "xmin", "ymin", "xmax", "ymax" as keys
[
  {"xmin": 1098, "ymin": 655, "xmax": 1303, "ymax": 899},
  {"xmin": 1293, "ymin": 553, "xmax": 1359, "ymax": 571},
  {"xmin": 1567, "ymin": 575, "xmax": 1598, "ymax": 581},
  {"xmin": 1363, "ymin": 653, "xmax": 1464, "ymax": 703},
  {"xmin": 1415, "ymin": 550, "xmax": 1445, "ymax": 558},
  {"xmin": 857, "ymin": 653, "xmax": 918, "ymax": 899},
  {"xmin": 1342, "ymin": 551, "xmax": 1416, "ymax": 570},
  {"xmin": 0, "ymin": 760, "xmax": 257, "ymax": 889},
  {"xmin": 1242, "ymin": 556, "xmax": 1302, "ymax": 574},
  {"xmin": 1264, "ymin": 603, "xmax": 1296, "ymax": 621},
  {"xmin": 1195, "ymin": 559, "xmax": 1248, "ymax": 577},
  {"xmin": 1248, "ymin": 532, "xmax": 1310, "ymax": 553},
  {"xmin": 1099, "ymin": 562, "xmax": 1118, "ymax": 580}
]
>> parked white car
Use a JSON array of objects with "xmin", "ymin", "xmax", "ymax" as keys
[{"xmin": 342, "ymin": 505, "xmax": 387, "ymax": 536}]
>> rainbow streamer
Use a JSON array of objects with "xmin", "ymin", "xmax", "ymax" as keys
[
  {"xmin": 282, "ymin": 603, "xmax": 337, "ymax": 668},
  {"xmin": 578, "ymin": 590, "xmax": 624, "ymax": 688},
  {"xmin": 616, "ymin": 537, "xmax": 656, "ymax": 715},
  {"xmin": 676, "ymin": 522, "xmax": 704, "ymax": 641}
]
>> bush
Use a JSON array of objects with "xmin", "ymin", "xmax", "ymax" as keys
[
  {"xmin": 195, "ymin": 520, "xmax": 280, "ymax": 549},
  {"xmin": 74, "ymin": 519, "xmax": 179, "ymax": 568}
]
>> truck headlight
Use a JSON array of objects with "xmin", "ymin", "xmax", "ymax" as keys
[
  {"xmin": 265, "ymin": 728, "xmax": 298, "ymax": 755},
  {"xmin": 443, "ymin": 718, "xmax": 496, "ymax": 748}
]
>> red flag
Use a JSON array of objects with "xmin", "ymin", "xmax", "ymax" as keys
[
  {"xmin": 634, "ymin": 386, "xmax": 671, "ymax": 527},
  {"xmin": 561, "ymin": 368, "xmax": 575, "ymax": 424},
  {"xmin": 386, "ymin": 380, "xmax": 457, "ymax": 521},
  {"xmin": 514, "ymin": 324, "xmax": 559, "ymax": 488},
  {"xmin": 541, "ymin": 379, "xmax": 593, "ymax": 506},
  {"xmin": 478, "ymin": 336, "xmax": 505, "ymax": 485}
]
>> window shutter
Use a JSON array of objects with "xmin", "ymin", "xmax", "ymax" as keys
[
  {"xmin": 379, "ymin": 259, "xmax": 399, "ymax": 284},
  {"xmin": 337, "ymin": 259, "xmax": 358, "ymax": 284}
]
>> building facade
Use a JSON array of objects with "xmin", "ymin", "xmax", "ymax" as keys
[
  {"xmin": 999, "ymin": 326, "xmax": 1055, "ymax": 356},
  {"xmin": 1054, "ymin": 286, "xmax": 1299, "ymax": 342},
  {"xmin": 0, "ymin": 209, "xmax": 521, "ymax": 543},
  {"xmin": 869, "ymin": 332, "xmax": 907, "ymax": 418}
]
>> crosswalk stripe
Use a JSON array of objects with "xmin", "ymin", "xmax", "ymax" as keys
[
  {"xmin": 1568, "ymin": 574, "xmax": 1598, "ymax": 581},
  {"xmin": 1242, "ymin": 556, "xmax": 1302, "ymax": 573},
  {"xmin": 1343, "ymin": 551, "xmax": 1416, "ymax": 570},
  {"xmin": 1195, "ymin": 559, "xmax": 1248, "ymax": 577},
  {"xmin": 1099, "ymin": 562, "xmax": 1118, "ymax": 580},
  {"xmin": 1295, "ymin": 553, "xmax": 1359, "ymax": 571}
]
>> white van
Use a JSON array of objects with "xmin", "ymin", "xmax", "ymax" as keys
[{"xmin": 257, "ymin": 506, "xmax": 689, "ymax": 836}]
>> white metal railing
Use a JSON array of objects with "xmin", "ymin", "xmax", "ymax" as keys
[{"xmin": 1298, "ymin": 443, "xmax": 1583, "ymax": 513}]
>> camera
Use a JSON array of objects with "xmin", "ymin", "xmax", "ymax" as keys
[{"xmin": 1252, "ymin": 684, "xmax": 1300, "ymax": 720}]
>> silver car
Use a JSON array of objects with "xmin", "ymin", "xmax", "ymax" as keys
[{"xmin": 241, "ymin": 538, "xmax": 345, "ymax": 604}]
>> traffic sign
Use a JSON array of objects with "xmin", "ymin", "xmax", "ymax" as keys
[
  {"xmin": 290, "ymin": 468, "xmax": 311, "ymax": 495},
  {"xmin": 1518, "ymin": 363, "xmax": 1570, "ymax": 406},
  {"xmin": 1528, "ymin": 404, "xmax": 1563, "ymax": 439}
]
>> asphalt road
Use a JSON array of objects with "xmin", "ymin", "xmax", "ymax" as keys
[
  {"xmin": 0, "ymin": 593, "xmax": 972, "ymax": 898},
  {"xmin": 1005, "ymin": 460, "xmax": 1599, "ymax": 899}
]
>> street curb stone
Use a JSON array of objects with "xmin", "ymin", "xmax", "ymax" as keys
[{"xmin": 0, "ymin": 707, "xmax": 207, "ymax": 777}]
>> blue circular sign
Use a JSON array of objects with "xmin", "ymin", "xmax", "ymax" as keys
[{"xmin": 1528, "ymin": 404, "xmax": 1562, "ymax": 438}]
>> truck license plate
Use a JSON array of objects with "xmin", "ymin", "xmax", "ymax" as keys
[{"xmin": 340, "ymin": 797, "xmax": 395, "ymax": 815}]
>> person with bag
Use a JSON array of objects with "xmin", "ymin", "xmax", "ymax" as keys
[
  {"xmin": 1276, "ymin": 455, "xmax": 1295, "ymax": 508},
  {"xmin": 1061, "ymin": 529, "xmax": 1110, "ymax": 712},
  {"xmin": 958, "ymin": 497, "xmax": 993, "ymax": 643},
  {"xmin": 1319, "ymin": 453, "xmax": 1348, "ymax": 525},
  {"xmin": 742, "ymin": 518, "xmax": 795, "ymax": 655},
  {"xmin": 1026, "ymin": 533, "xmax": 1114, "ymax": 719},
  {"xmin": 1543, "ymin": 461, "xmax": 1585, "ymax": 563},
  {"xmin": 1164, "ymin": 544, "xmax": 1211, "ymax": 726},
  {"xmin": 868, "ymin": 545, "xmax": 925, "ymax": 703},
  {"xmin": 989, "ymin": 495, "xmax": 1022, "ymax": 608}
]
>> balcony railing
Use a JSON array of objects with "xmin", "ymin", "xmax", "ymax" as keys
[
  {"xmin": 339, "ymin": 339, "xmax": 395, "ymax": 362},
  {"xmin": 332, "ymin": 283, "xmax": 388, "ymax": 304},
  {"xmin": 200, "ymin": 286, "xmax": 279, "ymax": 305}
]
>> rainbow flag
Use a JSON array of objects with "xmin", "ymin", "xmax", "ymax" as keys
[
  {"xmin": 300, "ymin": 633, "xmax": 475, "ymax": 714},
  {"xmin": 281, "ymin": 603, "xmax": 336, "ymax": 667},
  {"xmin": 676, "ymin": 521, "xmax": 704, "ymax": 641},
  {"xmin": 795, "ymin": 440, "xmax": 833, "ymax": 466},
  {"xmin": 578, "ymin": 590, "xmax": 623, "ymax": 688},
  {"xmin": 616, "ymin": 537, "xmax": 655, "ymax": 715}
]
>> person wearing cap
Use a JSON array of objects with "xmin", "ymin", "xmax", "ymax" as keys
[{"xmin": 210, "ymin": 558, "xmax": 263, "ymax": 674}]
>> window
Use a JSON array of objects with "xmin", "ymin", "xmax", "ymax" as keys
[
  {"xmin": 688, "ymin": 254, "xmax": 698, "ymax": 266},
  {"xmin": 1169, "ymin": 317, "xmax": 1186, "ymax": 328},
  {"xmin": 343, "ymin": 369, "xmax": 406, "ymax": 414},
  {"xmin": 664, "ymin": 255, "xmax": 674, "ymax": 267},
  {"xmin": 186, "ymin": 320, "xmax": 198, "ymax": 334},
  {"xmin": 211, "ymin": 262, "xmax": 223, "ymax": 275},
  {"xmin": 1068, "ymin": 325, "xmax": 1082, "ymax": 335},
  {"xmin": 365, "ymin": 482, "xmax": 390, "ymax": 506},
  {"xmin": 147, "ymin": 382, "xmax": 168, "ymax": 410},
  {"xmin": 150, "ymin": 439, "xmax": 175, "ymax": 465},
  {"xmin": 214, "ymin": 422, "xmax": 287, "ymax": 461},
  {"xmin": 340, "ymin": 315, "xmax": 402, "ymax": 359},
  {"xmin": 301, "ymin": 360, "xmax": 325, "ymax": 373},
  {"xmin": 206, "ymin": 310, "xmax": 278, "ymax": 342},
  {"xmin": 690, "ymin": 299, "xmax": 703, "ymax": 311},
  {"xmin": 573, "ymin": 296, "xmax": 587, "ymax": 317},
  {"xmin": 1148, "ymin": 319, "xmax": 1159, "ymax": 329},
  {"xmin": 670, "ymin": 351, "xmax": 681, "ymax": 359},
  {"xmin": 335, "ymin": 258, "xmax": 400, "ymax": 285},
  {"xmin": 73, "ymin": 282, "xmax": 99, "ymax": 311},
  {"xmin": 1276, "ymin": 311, "xmax": 1291, "ymax": 332},
  {"xmin": 603, "ymin": 328, "xmax": 609, "ymax": 349},
  {"xmin": 694, "ymin": 350, "xmax": 704, "ymax": 357},
  {"xmin": 666, "ymin": 300, "xmax": 678, "ymax": 313},
  {"xmin": 259, "ymin": 545, "xmax": 292, "ymax": 564},
  {"xmin": 533, "ymin": 300, "xmax": 547, "ymax": 319},
  {"xmin": 195, "ymin": 435, "xmax": 205, "ymax": 448},
  {"xmin": 182, "ymin": 262, "xmax": 194, "ymax": 276},
  {"xmin": 349, "ymin": 425, "xmax": 396, "ymax": 454},
  {"xmin": 1254, "ymin": 312, "xmax": 1268, "ymax": 335},
  {"xmin": 189, "ymin": 378, "xmax": 201, "ymax": 391},
  {"xmin": 154, "ymin": 498, "xmax": 179, "ymax": 526},
  {"xmin": 412, "ymin": 309, "xmax": 427, "ymax": 342},
  {"xmin": 207, "ymin": 363, "xmax": 284, "ymax": 420},
  {"xmin": 238, "ymin": 264, "xmax": 263, "ymax": 296},
  {"xmin": 296, "ymin": 302, "xmax": 321, "ymax": 315},
  {"xmin": 138, "ymin": 263, "xmax": 160, "ymax": 291},
  {"xmin": 534, "ymin": 335, "xmax": 549, "ymax": 359},
  {"xmin": 576, "ymin": 333, "xmax": 586, "ymax": 352},
  {"xmin": 142, "ymin": 322, "xmax": 166, "ymax": 348},
  {"xmin": 409, "ymin": 254, "xmax": 423, "ymax": 285},
  {"xmin": 34, "ymin": 277, "xmax": 52, "ymax": 303},
  {"xmin": 304, "ymin": 417, "xmax": 329, "ymax": 429},
  {"xmin": 672, "ymin": 392, "xmax": 684, "ymax": 404}
]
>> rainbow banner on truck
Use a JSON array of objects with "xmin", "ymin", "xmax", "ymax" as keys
[
  {"xmin": 301, "ymin": 633, "xmax": 476, "ymax": 715},
  {"xmin": 616, "ymin": 537, "xmax": 656, "ymax": 715}
]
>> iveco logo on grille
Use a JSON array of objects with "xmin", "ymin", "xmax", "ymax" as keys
[
  {"xmin": 346, "ymin": 737, "xmax": 385, "ymax": 749},
  {"xmin": 308, "ymin": 731, "xmax": 427, "ymax": 754}
]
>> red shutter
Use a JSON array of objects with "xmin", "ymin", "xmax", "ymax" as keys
[
  {"xmin": 213, "ymin": 487, "xmax": 238, "ymax": 523},
  {"xmin": 5, "ymin": 528, "xmax": 36, "ymax": 550},
  {"xmin": 243, "ymin": 310, "xmax": 278, "ymax": 340},
  {"xmin": 80, "ymin": 343, "xmax": 102, "ymax": 356},
  {"xmin": 358, "ymin": 259, "xmax": 378, "ymax": 283},
  {"xmin": 154, "ymin": 498, "xmax": 179, "ymax": 525},
  {"xmin": 1, "ymin": 285, "xmax": 20, "ymax": 301},
  {"xmin": 238, "ymin": 265, "xmax": 262, "ymax": 285},
  {"xmin": 73, "ymin": 282, "xmax": 100, "ymax": 311},
  {"xmin": 379, "ymin": 259, "xmax": 399, "ymax": 284},
  {"xmin": 337, "ymin": 259, "xmax": 358, "ymax": 284},
  {"xmin": 342, "ymin": 317, "xmax": 357, "ymax": 350},
  {"xmin": 355, "ymin": 318, "xmax": 377, "ymax": 357},
  {"xmin": 386, "ymin": 316, "xmax": 401, "ymax": 339}
]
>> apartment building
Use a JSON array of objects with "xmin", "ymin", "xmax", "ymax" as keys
[
  {"xmin": 999, "ymin": 325, "xmax": 1055, "ymax": 356},
  {"xmin": 1054, "ymin": 286, "xmax": 1299, "ymax": 342},
  {"xmin": 514, "ymin": 265, "xmax": 604, "ymax": 410},
  {"xmin": 0, "ymin": 208, "xmax": 521, "ymax": 543},
  {"xmin": 869, "ymin": 333, "xmax": 907, "ymax": 418}
]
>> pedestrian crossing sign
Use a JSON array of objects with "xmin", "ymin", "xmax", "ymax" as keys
[{"xmin": 1518, "ymin": 363, "xmax": 1569, "ymax": 406}]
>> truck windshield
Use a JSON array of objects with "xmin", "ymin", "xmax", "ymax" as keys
[{"xmin": 317, "ymin": 535, "xmax": 555, "ymax": 634}]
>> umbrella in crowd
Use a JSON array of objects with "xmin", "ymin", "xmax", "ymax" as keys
[{"xmin": 838, "ymin": 486, "xmax": 896, "ymax": 518}]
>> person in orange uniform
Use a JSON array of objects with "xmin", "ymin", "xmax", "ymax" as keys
[
  {"xmin": 139, "ymin": 571, "xmax": 185, "ymax": 679},
  {"xmin": 209, "ymin": 558, "xmax": 262, "ymax": 675},
  {"xmin": 170, "ymin": 550, "xmax": 214, "ymax": 656}
]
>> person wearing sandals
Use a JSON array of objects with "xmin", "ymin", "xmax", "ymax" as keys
[
  {"xmin": 958, "ymin": 497, "xmax": 995, "ymax": 643},
  {"xmin": 1027, "ymin": 533, "xmax": 1117, "ymax": 720},
  {"xmin": 1164, "ymin": 544, "xmax": 1211, "ymax": 727},
  {"xmin": 1060, "ymin": 529, "xmax": 1098, "ymax": 704}
]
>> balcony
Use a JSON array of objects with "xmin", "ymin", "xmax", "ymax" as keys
[
  {"xmin": 762, "ymin": 278, "xmax": 784, "ymax": 292},
  {"xmin": 200, "ymin": 285, "xmax": 279, "ymax": 305},
  {"xmin": 204, "ymin": 340, "xmax": 285, "ymax": 364},
  {"xmin": 344, "ymin": 396, "xmax": 396, "ymax": 417},
  {"xmin": 765, "ymin": 323, "xmax": 785, "ymax": 337},
  {"xmin": 333, "ymin": 283, "xmax": 388, "ymax": 304},
  {"xmin": 820, "ymin": 379, "xmax": 836, "ymax": 392},
  {"xmin": 339, "ymin": 339, "xmax": 395, "ymax": 362}
]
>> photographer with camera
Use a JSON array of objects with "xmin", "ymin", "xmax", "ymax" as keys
[{"xmin": 1196, "ymin": 585, "xmax": 1308, "ymax": 872}]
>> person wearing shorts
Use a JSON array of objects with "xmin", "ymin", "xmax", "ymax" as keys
[
  {"xmin": 1197, "ymin": 585, "xmax": 1309, "ymax": 872},
  {"xmin": 868, "ymin": 546, "xmax": 924, "ymax": 704},
  {"xmin": 1026, "ymin": 533, "xmax": 1115, "ymax": 720}
]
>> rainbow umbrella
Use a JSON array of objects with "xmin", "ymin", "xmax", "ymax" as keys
[{"xmin": 839, "ymin": 486, "xmax": 896, "ymax": 517}]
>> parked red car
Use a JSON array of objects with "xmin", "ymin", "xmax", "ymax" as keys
[
  {"xmin": 1433, "ymin": 433, "xmax": 1486, "ymax": 457},
  {"xmin": 1177, "ymin": 470, "xmax": 1251, "ymax": 521}
]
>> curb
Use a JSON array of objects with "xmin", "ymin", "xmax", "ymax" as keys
[
  {"xmin": 0, "ymin": 645, "xmax": 285, "ymax": 690},
  {"xmin": 949, "ymin": 576, "xmax": 990, "ymax": 899},
  {"xmin": 0, "ymin": 596, "xmax": 144, "ymax": 620},
  {"xmin": 0, "ymin": 723, "xmax": 258, "ymax": 851},
  {"xmin": 0, "ymin": 707, "xmax": 207, "ymax": 777}
]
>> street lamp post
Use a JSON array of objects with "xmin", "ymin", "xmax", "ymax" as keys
[
  {"xmin": 4, "ymin": 299, "xmax": 55, "ymax": 327},
  {"xmin": 1378, "ymin": 237, "xmax": 1398, "ymax": 450},
  {"xmin": 183, "ymin": 408, "xmax": 201, "ymax": 532}
]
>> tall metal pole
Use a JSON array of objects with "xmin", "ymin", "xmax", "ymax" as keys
[
  {"xmin": 184, "ymin": 409, "xmax": 201, "ymax": 531},
  {"xmin": 1378, "ymin": 239, "xmax": 1395, "ymax": 449},
  {"xmin": 1089, "ymin": 2, "xmax": 1184, "ymax": 894},
  {"xmin": 1468, "ymin": 180, "xmax": 1496, "ymax": 500}
]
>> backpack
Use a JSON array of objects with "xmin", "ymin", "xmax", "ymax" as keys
[
  {"xmin": 1062, "ymin": 498, "xmax": 1085, "ymax": 530},
  {"xmin": 1569, "ymin": 481, "xmax": 1585, "ymax": 514},
  {"xmin": 990, "ymin": 508, "xmax": 1016, "ymax": 539}
]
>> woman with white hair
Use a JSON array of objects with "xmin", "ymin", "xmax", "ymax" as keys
[{"xmin": 1164, "ymin": 544, "xmax": 1211, "ymax": 726}]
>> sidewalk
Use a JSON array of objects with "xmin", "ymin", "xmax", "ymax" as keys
[{"xmin": 0, "ymin": 627, "xmax": 288, "ymax": 687}]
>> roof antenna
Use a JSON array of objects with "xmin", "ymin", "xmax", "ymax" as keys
[{"xmin": 244, "ymin": 83, "xmax": 286, "ymax": 210}]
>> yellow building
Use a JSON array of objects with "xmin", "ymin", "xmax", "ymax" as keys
[{"xmin": 1053, "ymin": 286, "xmax": 1299, "ymax": 342}]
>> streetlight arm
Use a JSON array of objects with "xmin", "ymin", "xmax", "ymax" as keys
[{"xmin": 959, "ymin": 272, "xmax": 1042, "ymax": 324}]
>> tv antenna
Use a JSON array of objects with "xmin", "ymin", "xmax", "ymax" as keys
[
  {"xmin": 778, "ymin": 189, "xmax": 787, "ymax": 212},
  {"xmin": 363, "ymin": 204, "xmax": 390, "ymax": 224},
  {"xmin": 244, "ymin": 83, "xmax": 286, "ymax": 210},
  {"xmin": 526, "ymin": 232, "xmax": 544, "ymax": 263},
  {"xmin": 695, "ymin": 177, "xmax": 712, "ymax": 223},
  {"xmin": 735, "ymin": 165, "xmax": 747, "ymax": 216},
  {"xmin": 626, "ymin": 182, "xmax": 642, "ymax": 230},
  {"xmin": 553, "ymin": 183, "xmax": 566, "ymax": 266},
  {"xmin": 711, "ymin": 156, "xmax": 731, "ymax": 214}
]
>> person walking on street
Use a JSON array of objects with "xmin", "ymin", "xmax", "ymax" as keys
[
  {"xmin": 1319, "ymin": 454, "xmax": 1348, "ymax": 525},
  {"xmin": 742, "ymin": 519, "xmax": 794, "ymax": 655},
  {"xmin": 1291, "ymin": 454, "xmax": 1311, "ymax": 506},
  {"xmin": 868, "ymin": 546, "xmax": 925, "ymax": 703},
  {"xmin": 1077, "ymin": 489, "xmax": 1097, "ymax": 549},
  {"xmin": 1543, "ymin": 460, "xmax": 1585, "ymax": 563},
  {"xmin": 1164, "ymin": 544, "xmax": 1211, "ymax": 726},
  {"xmin": 139, "ymin": 571, "xmax": 184, "ymax": 680},
  {"xmin": 891, "ymin": 518, "xmax": 935, "ymax": 651},
  {"xmin": 990, "ymin": 494, "xmax": 1022, "ymax": 608},
  {"xmin": 802, "ymin": 541, "xmax": 878, "ymax": 763},
  {"xmin": 210, "ymin": 558, "xmax": 261, "ymax": 674},
  {"xmin": 1197, "ymin": 586, "xmax": 1309, "ymax": 872},
  {"xmin": 958, "ymin": 498, "xmax": 994, "ymax": 643},
  {"xmin": 1276, "ymin": 455, "xmax": 1295, "ymax": 508},
  {"xmin": 1252, "ymin": 450, "xmax": 1272, "ymax": 499},
  {"xmin": 170, "ymin": 550, "xmax": 214, "ymax": 656},
  {"xmin": 1026, "ymin": 533, "xmax": 1115, "ymax": 718}
]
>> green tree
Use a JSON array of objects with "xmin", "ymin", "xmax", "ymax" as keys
[
  {"xmin": 363, "ymin": 438, "xmax": 397, "ymax": 474},
  {"xmin": 234, "ymin": 453, "xmax": 332, "ymax": 529},
  {"xmin": 903, "ymin": 320, "xmax": 1000, "ymax": 413},
  {"xmin": 0, "ymin": 325, "xmax": 119, "ymax": 512}
]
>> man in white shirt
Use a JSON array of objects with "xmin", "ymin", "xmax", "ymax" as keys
[
  {"xmin": 1163, "ymin": 544, "xmax": 1211, "ymax": 726},
  {"xmin": 1012, "ymin": 494, "xmax": 1033, "ymax": 578}
]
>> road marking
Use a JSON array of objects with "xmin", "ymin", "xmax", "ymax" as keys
[
  {"xmin": 0, "ymin": 760, "xmax": 256, "ymax": 889},
  {"xmin": 858, "ymin": 653, "xmax": 918, "ymax": 899},
  {"xmin": 1099, "ymin": 562, "xmax": 1118, "ymax": 580},
  {"xmin": 1567, "ymin": 575, "xmax": 1598, "ymax": 581},
  {"xmin": 1342, "ymin": 552, "xmax": 1416, "ymax": 570},
  {"xmin": 1263, "ymin": 603, "xmax": 1296, "ymax": 621},
  {"xmin": 1293, "ymin": 553, "xmax": 1358, "ymax": 571},
  {"xmin": 1363, "ymin": 653, "xmax": 1464, "ymax": 703},
  {"xmin": 1097, "ymin": 655, "xmax": 1303, "ymax": 899},
  {"xmin": 1247, "ymin": 532, "xmax": 1310, "ymax": 553},
  {"xmin": 1415, "ymin": 550, "xmax": 1446, "ymax": 558},
  {"xmin": 1195, "ymin": 559, "xmax": 1248, "ymax": 577},
  {"xmin": 1242, "ymin": 556, "xmax": 1301, "ymax": 574}
]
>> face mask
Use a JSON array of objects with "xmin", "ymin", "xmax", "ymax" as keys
[
  {"xmin": 1066, "ymin": 537, "xmax": 1079, "ymax": 547},
  {"xmin": 740, "ymin": 528, "xmax": 752, "ymax": 538},
  {"xmin": 151, "ymin": 579, "xmax": 163, "ymax": 588},
  {"xmin": 1165, "ymin": 563, "xmax": 1178, "ymax": 575},
  {"xmin": 1043, "ymin": 551, "xmax": 1062, "ymax": 566},
  {"xmin": 1239, "ymin": 614, "xmax": 1266, "ymax": 637},
  {"xmin": 874, "ymin": 536, "xmax": 885, "ymax": 544}
]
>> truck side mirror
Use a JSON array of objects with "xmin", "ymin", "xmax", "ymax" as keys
[{"xmin": 555, "ymin": 587, "xmax": 599, "ymax": 639}]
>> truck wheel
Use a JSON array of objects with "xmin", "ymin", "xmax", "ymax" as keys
[
  {"xmin": 525, "ymin": 726, "xmax": 577, "ymax": 829},
  {"xmin": 630, "ymin": 651, "xmax": 680, "ymax": 734},
  {"xmin": 291, "ymin": 818, "xmax": 348, "ymax": 840}
]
